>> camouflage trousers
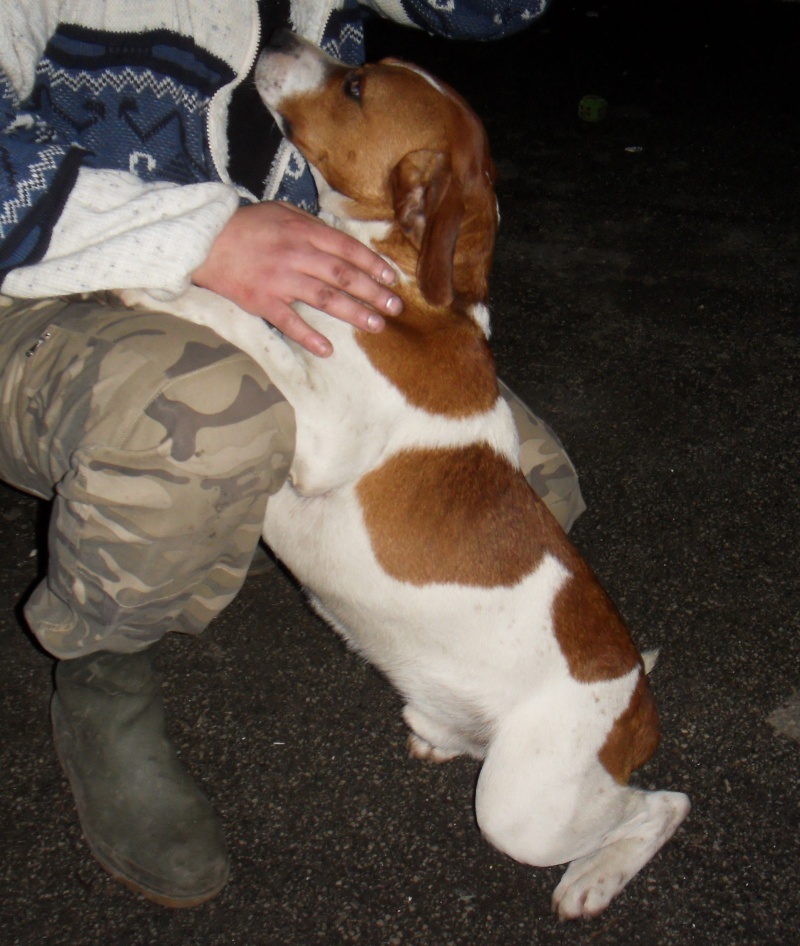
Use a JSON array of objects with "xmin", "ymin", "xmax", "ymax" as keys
[{"xmin": 0, "ymin": 295, "xmax": 584, "ymax": 659}]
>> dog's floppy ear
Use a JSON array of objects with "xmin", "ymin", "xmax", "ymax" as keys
[{"xmin": 391, "ymin": 149, "xmax": 465, "ymax": 307}]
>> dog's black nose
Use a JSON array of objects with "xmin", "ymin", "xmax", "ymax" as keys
[{"xmin": 268, "ymin": 29, "xmax": 300, "ymax": 52}]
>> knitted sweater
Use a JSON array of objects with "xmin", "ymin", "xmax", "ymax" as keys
[{"xmin": 0, "ymin": 0, "xmax": 548, "ymax": 300}]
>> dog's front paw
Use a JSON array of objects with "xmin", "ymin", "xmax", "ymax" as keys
[
  {"xmin": 406, "ymin": 732, "xmax": 459, "ymax": 764},
  {"xmin": 402, "ymin": 705, "xmax": 463, "ymax": 763}
]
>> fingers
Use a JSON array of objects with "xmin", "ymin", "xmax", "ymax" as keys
[
  {"xmin": 261, "ymin": 298, "xmax": 334, "ymax": 357},
  {"xmin": 194, "ymin": 201, "xmax": 405, "ymax": 356},
  {"xmin": 266, "ymin": 270, "xmax": 391, "ymax": 355},
  {"xmin": 263, "ymin": 275, "xmax": 384, "ymax": 356},
  {"xmin": 307, "ymin": 217, "xmax": 398, "ymax": 290},
  {"xmin": 278, "ymin": 207, "xmax": 403, "ymax": 325},
  {"xmin": 300, "ymin": 257, "xmax": 402, "ymax": 333}
]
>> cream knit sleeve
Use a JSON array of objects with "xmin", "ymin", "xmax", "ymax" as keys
[{"xmin": 1, "ymin": 165, "xmax": 241, "ymax": 299}]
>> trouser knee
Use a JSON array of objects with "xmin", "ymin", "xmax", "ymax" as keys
[{"xmin": 0, "ymin": 297, "xmax": 295, "ymax": 656}]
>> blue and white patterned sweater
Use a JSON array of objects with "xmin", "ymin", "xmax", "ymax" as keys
[{"xmin": 0, "ymin": 0, "xmax": 548, "ymax": 300}]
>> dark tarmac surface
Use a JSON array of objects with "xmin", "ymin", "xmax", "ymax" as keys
[{"xmin": 2, "ymin": 2, "xmax": 798, "ymax": 944}]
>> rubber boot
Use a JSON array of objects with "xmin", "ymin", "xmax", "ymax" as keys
[{"xmin": 51, "ymin": 646, "xmax": 229, "ymax": 907}]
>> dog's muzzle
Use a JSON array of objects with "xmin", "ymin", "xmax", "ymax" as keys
[{"xmin": 255, "ymin": 30, "xmax": 340, "ymax": 123}]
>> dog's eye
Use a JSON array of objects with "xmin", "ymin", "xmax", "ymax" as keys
[{"xmin": 343, "ymin": 72, "xmax": 364, "ymax": 102}]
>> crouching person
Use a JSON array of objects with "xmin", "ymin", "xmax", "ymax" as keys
[
  {"xmin": 0, "ymin": 0, "xmax": 578, "ymax": 907},
  {"xmin": 0, "ymin": 295, "xmax": 295, "ymax": 904}
]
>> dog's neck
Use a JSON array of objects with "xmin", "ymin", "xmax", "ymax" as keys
[
  {"xmin": 318, "ymin": 208, "xmax": 395, "ymax": 269},
  {"xmin": 316, "ymin": 179, "xmax": 492, "ymax": 324},
  {"xmin": 317, "ymin": 183, "xmax": 499, "ymax": 420}
]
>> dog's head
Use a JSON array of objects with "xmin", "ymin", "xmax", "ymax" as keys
[{"xmin": 256, "ymin": 31, "xmax": 498, "ymax": 308}]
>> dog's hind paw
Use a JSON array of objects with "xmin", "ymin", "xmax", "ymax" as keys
[
  {"xmin": 551, "ymin": 857, "xmax": 629, "ymax": 920},
  {"xmin": 551, "ymin": 789, "xmax": 690, "ymax": 920}
]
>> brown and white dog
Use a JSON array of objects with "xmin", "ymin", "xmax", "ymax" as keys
[{"xmin": 122, "ymin": 31, "xmax": 690, "ymax": 920}]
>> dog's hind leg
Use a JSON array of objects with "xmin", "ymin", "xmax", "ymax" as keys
[{"xmin": 474, "ymin": 687, "xmax": 690, "ymax": 920}]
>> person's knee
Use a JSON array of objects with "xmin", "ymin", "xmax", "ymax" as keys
[
  {"xmin": 3, "ymin": 299, "xmax": 295, "ymax": 498},
  {"xmin": 20, "ymin": 309, "xmax": 296, "ymax": 660}
]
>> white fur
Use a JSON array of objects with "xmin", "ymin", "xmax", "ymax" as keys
[
  {"xmin": 121, "ymin": 36, "xmax": 689, "ymax": 921},
  {"xmin": 388, "ymin": 60, "xmax": 449, "ymax": 95},
  {"xmin": 468, "ymin": 301, "xmax": 492, "ymax": 337}
]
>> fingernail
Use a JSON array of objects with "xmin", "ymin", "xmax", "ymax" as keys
[
  {"xmin": 385, "ymin": 295, "xmax": 402, "ymax": 315},
  {"xmin": 315, "ymin": 339, "xmax": 332, "ymax": 357},
  {"xmin": 381, "ymin": 267, "xmax": 396, "ymax": 285},
  {"xmin": 367, "ymin": 314, "xmax": 385, "ymax": 332}
]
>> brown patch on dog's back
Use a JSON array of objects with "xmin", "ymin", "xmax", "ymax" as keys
[
  {"xmin": 599, "ymin": 673, "xmax": 661, "ymax": 783},
  {"xmin": 357, "ymin": 295, "xmax": 498, "ymax": 417},
  {"xmin": 358, "ymin": 442, "xmax": 645, "ymax": 687},
  {"xmin": 357, "ymin": 443, "xmax": 547, "ymax": 586}
]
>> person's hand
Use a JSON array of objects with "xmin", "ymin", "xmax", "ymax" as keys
[{"xmin": 192, "ymin": 201, "xmax": 402, "ymax": 356}]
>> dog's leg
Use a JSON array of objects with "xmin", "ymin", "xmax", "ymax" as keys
[
  {"xmin": 474, "ymin": 692, "xmax": 690, "ymax": 920},
  {"xmin": 549, "ymin": 787, "xmax": 690, "ymax": 920}
]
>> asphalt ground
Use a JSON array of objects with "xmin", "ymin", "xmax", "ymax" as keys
[{"xmin": 1, "ymin": 2, "xmax": 798, "ymax": 944}]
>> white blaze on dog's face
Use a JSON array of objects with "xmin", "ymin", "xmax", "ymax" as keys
[{"xmin": 255, "ymin": 32, "xmax": 498, "ymax": 307}]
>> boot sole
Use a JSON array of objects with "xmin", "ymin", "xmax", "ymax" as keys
[{"xmin": 102, "ymin": 860, "xmax": 229, "ymax": 909}]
